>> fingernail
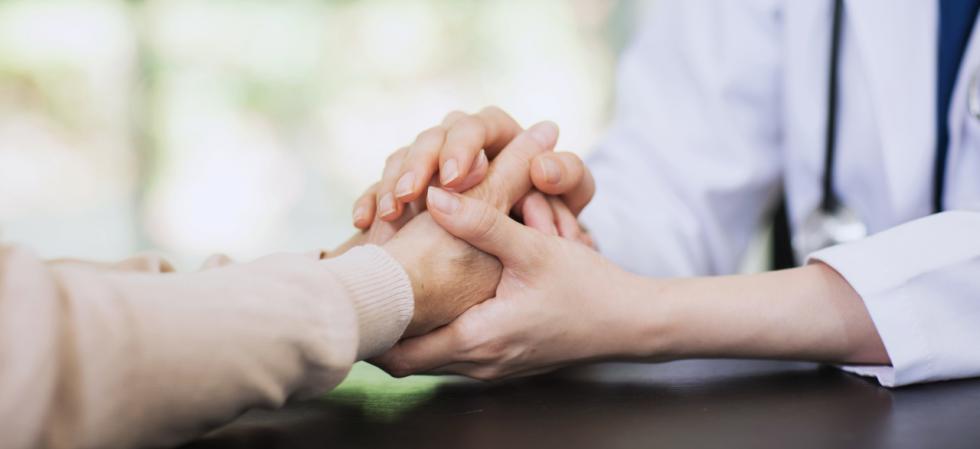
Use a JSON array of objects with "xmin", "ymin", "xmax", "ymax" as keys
[
  {"xmin": 474, "ymin": 150, "xmax": 488, "ymax": 169},
  {"xmin": 528, "ymin": 121, "xmax": 558, "ymax": 148},
  {"xmin": 441, "ymin": 159, "xmax": 459, "ymax": 184},
  {"xmin": 539, "ymin": 157, "xmax": 561, "ymax": 184},
  {"xmin": 395, "ymin": 172, "xmax": 416, "ymax": 198},
  {"xmin": 427, "ymin": 187, "xmax": 460, "ymax": 214},
  {"xmin": 353, "ymin": 206, "xmax": 366, "ymax": 223},
  {"xmin": 379, "ymin": 193, "xmax": 396, "ymax": 217}
]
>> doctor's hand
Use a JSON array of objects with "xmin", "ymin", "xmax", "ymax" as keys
[
  {"xmin": 372, "ymin": 189, "xmax": 641, "ymax": 380},
  {"xmin": 376, "ymin": 189, "xmax": 891, "ymax": 377},
  {"xmin": 350, "ymin": 107, "xmax": 596, "ymax": 245}
]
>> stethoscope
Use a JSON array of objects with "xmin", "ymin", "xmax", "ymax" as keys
[{"xmin": 794, "ymin": 0, "xmax": 976, "ymax": 260}]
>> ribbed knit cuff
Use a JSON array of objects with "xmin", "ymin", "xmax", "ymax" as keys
[{"xmin": 320, "ymin": 245, "xmax": 414, "ymax": 359}]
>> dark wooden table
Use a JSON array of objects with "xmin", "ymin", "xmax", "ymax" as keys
[{"xmin": 180, "ymin": 360, "xmax": 980, "ymax": 449}]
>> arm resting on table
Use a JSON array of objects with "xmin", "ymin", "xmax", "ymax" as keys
[{"xmin": 0, "ymin": 244, "xmax": 412, "ymax": 449}]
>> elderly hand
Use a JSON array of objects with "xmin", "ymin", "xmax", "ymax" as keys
[
  {"xmin": 373, "ymin": 189, "xmax": 644, "ymax": 380},
  {"xmin": 350, "ymin": 107, "xmax": 596, "ymax": 246},
  {"xmin": 376, "ymin": 122, "xmax": 569, "ymax": 338}
]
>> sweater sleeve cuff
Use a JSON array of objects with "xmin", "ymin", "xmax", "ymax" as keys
[{"xmin": 320, "ymin": 245, "xmax": 414, "ymax": 359}]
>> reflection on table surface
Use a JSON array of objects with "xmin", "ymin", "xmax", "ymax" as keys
[{"xmin": 180, "ymin": 360, "xmax": 980, "ymax": 449}]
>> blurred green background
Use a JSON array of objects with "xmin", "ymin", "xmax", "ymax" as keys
[{"xmin": 0, "ymin": 0, "xmax": 641, "ymax": 268}]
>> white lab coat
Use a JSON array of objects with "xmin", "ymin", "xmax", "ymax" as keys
[{"xmin": 579, "ymin": 0, "xmax": 980, "ymax": 387}]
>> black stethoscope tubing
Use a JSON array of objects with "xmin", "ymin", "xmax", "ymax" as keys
[{"xmin": 822, "ymin": 0, "xmax": 948, "ymax": 215}]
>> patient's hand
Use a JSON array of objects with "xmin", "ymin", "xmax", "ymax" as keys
[
  {"xmin": 381, "ymin": 213, "xmax": 500, "ymax": 337},
  {"xmin": 350, "ymin": 106, "xmax": 596, "ymax": 247},
  {"xmin": 332, "ymin": 203, "xmax": 412, "ymax": 256}
]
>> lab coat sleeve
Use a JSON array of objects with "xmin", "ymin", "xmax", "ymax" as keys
[
  {"xmin": 809, "ymin": 211, "xmax": 980, "ymax": 387},
  {"xmin": 579, "ymin": 0, "xmax": 785, "ymax": 276}
]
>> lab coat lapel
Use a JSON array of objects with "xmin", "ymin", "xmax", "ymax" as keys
[{"xmin": 843, "ymin": 0, "xmax": 936, "ymax": 214}]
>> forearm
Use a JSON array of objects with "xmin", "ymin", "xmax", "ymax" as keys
[
  {"xmin": 0, "ymin": 244, "xmax": 411, "ymax": 449},
  {"xmin": 628, "ymin": 264, "xmax": 889, "ymax": 365}
]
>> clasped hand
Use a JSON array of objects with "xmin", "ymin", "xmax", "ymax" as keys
[{"xmin": 341, "ymin": 107, "xmax": 638, "ymax": 380}]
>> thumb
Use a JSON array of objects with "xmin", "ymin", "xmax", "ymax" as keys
[{"xmin": 426, "ymin": 186, "xmax": 539, "ymax": 267}]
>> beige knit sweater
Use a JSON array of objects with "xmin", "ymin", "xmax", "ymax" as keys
[{"xmin": 0, "ymin": 243, "xmax": 414, "ymax": 449}]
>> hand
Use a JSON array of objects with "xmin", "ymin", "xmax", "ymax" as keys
[
  {"xmin": 381, "ymin": 213, "xmax": 499, "ymax": 337},
  {"xmin": 376, "ymin": 191, "xmax": 891, "ymax": 378},
  {"xmin": 334, "ymin": 170, "xmax": 431, "ymax": 257},
  {"xmin": 350, "ymin": 107, "xmax": 596, "ymax": 244},
  {"xmin": 332, "ymin": 200, "xmax": 417, "ymax": 256},
  {"xmin": 373, "ymin": 189, "xmax": 643, "ymax": 380},
  {"xmin": 375, "ymin": 121, "xmax": 566, "ymax": 338}
]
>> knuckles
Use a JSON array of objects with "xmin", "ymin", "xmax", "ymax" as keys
[
  {"xmin": 414, "ymin": 126, "xmax": 446, "ymax": 148},
  {"xmin": 451, "ymin": 317, "xmax": 510, "ymax": 366},
  {"xmin": 355, "ymin": 184, "xmax": 379, "ymax": 204},
  {"xmin": 374, "ymin": 351, "xmax": 415, "ymax": 378},
  {"xmin": 385, "ymin": 364, "xmax": 413, "ymax": 379},
  {"xmin": 479, "ymin": 105, "xmax": 505, "ymax": 116},
  {"xmin": 450, "ymin": 115, "xmax": 488, "ymax": 143},
  {"xmin": 384, "ymin": 148, "xmax": 407, "ymax": 167},
  {"xmin": 442, "ymin": 110, "xmax": 467, "ymax": 123},
  {"xmin": 468, "ymin": 176, "xmax": 510, "ymax": 211},
  {"xmin": 464, "ymin": 203, "xmax": 504, "ymax": 243}
]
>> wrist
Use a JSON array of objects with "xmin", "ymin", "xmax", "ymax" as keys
[
  {"xmin": 321, "ymin": 245, "xmax": 414, "ymax": 359},
  {"xmin": 381, "ymin": 237, "xmax": 427, "ymax": 336},
  {"xmin": 617, "ymin": 274, "xmax": 685, "ymax": 361}
]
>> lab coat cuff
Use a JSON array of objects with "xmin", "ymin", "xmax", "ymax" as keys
[
  {"xmin": 806, "ymin": 212, "xmax": 980, "ymax": 386},
  {"xmin": 807, "ymin": 241, "xmax": 931, "ymax": 387}
]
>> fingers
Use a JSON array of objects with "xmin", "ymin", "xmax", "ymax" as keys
[
  {"xmin": 468, "ymin": 121, "xmax": 559, "ymax": 211},
  {"xmin": 513, "ymin": 192, "xmax": 590, "ymax": 243},
  {"xmin": 520, "ymin": 191, "xmax": 558, "ymax": 235},
  {"xmin": 529, "ymin": 151, "xmax": 595, "ymax": 215},
  {"xmin": 439, "ymin": 106, "xmax": 522, "ymax": 188},
  {"xmin": 352, "ymin": 183, "xmax": 380, "ymax": 229},
  {"xmin": 365, "ymin": 108, "xmax": 566, "ymax": 227},
  {"xmin": 395, "ymin": 137, "xmax": 487, "ymax": 202},
  {"xmin": 446, "ymin": 150, "xmax": 488, "ymax": 193},
  {"xmin": 371, "ymin": 326, "xmax": 461, "ymax": 377},
  {"xmin": 473, "ymin": 106, "xmax": 522, "ymax": 156},
  {"xmin": 373, "ymin": 107, "xmax": 520, "ymax": 223},
  {"xmin": 426, "ymin": 187, "xmax": 540, "ymax": 267},
  {"xmin": 392, "ymin": 126, "xmax": 448, "ymax": 203},
  {"xmin": 384, "ymin": 110, "xmax": 466, "ymax": 206},
  {"xmin": 549, "ymin": 196, "xmax": 585, "ymax": 243},
  {"xmin": 377, "ymin": 147, "xmax": 409, "ymax": 221},
  {"xmin": 441, "ymin": 110, "xmax": 467, "ymax": 127}
]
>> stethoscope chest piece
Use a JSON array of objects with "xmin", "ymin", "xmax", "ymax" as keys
[{"xmin": 793, "ymin": 204, "xmax": 868, "ymax": 262}]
